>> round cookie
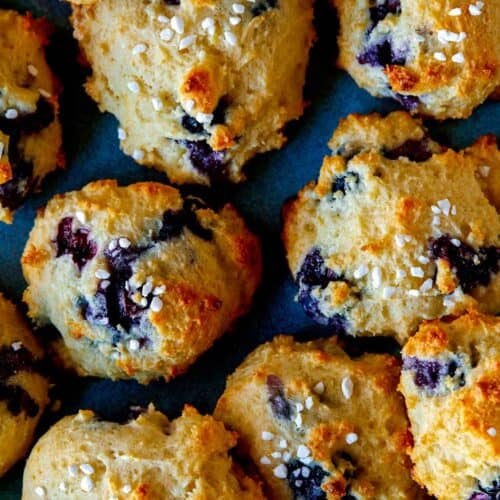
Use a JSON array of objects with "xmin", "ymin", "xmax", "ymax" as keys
[
  {"xmin": 215, "ymin": 335, "xmax": 422, "ymax": 499},
  {"xmin": 399, "ymin": 312, "xmax": 499, "ymax": 500},
  {"xmin": 282, "ymin": 111, "xmax": 500, "ymax": 343},
  {"xmin": 0, "ymin": 293, "xmax": 49, "ymax": 478},
  {"xmin": 66, "ymin": 0, "xmax": 314, "ymax": 185},
  {"xmin": 22, "ymin": 404, "xmax": 265, "ymax": 499},
  {"xmin": 333, "ymin": 0, "xmax": 500, "ymax": 119},
  {"xmin": 0, "ymin": 10, "xmax": 63, "ymax": 223},
  {"xmin": 22, "ymin": 180, "xmax": 262, "ymax": 383}
]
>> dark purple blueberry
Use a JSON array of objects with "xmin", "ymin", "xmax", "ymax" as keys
[
  {"xmin": 429, "ymin": 235, "xmax": 499, "ymax": 293},
  {"xmin": 357, "ymin": 39, "xmax": 406, "ymax": 67},
  {"xmin": 394, "ymin": 93, "xmax": 421, "ymax": 111},
  {"xmin": 369, "ymin": 0, "xmax": 401, "ymax": 26},
  {"xmin": 181, "ymin": 114, "xmax": 205, "ymax": 134},
  {"xmin": 286, "ymin": 460, "xmax": 329, "ymax": 500},
  {"xmin": 403, "ymin": 356, "xmax": 466, "ymax": 393},
  {"xmin": 0, "ymin": 382, "xmax": 39, "ymax": 417},
  {"xmin": 251, "ymin": 0, "xmax": 277, "ymax": 16},
  {"xmin": 157, "ymin": 205, "xmax": 212, "ymax": 242},
  {"xmin": 332, "ymin": 171, "xmax": 361, "ymax": 197},
  {"xmin": 105, "ymin": 245, "xmax": 147, "ymax": 282},
  {"xmin": 0, "ymin": 98, "xmax": 55, "ymax": 136},
  {"xmin": 297, "ymin": 286, "xmax": 348, "ymax": 331},
  {"xmin": 297, "ymin": 249, "xmax": 338, "ymax": 288},
  {"xmin": 56, "ymin": 217, "xmax": 97, "ymax": 271},
  {"xmin": 164, "ymin": 0, "xmax": 180, "ymax": 4},
  {"xmin": 384, "ymin": 137, "xmax": 433, "ymax": 162},
  {"xmin": 0, "ymin": 158, "xmax": 33, "ymax": 210},
  {"xmin": 183, "ymin": 140, "xmax": 227, "ymax": 181},
  {"xmin": 469, "ymin": 478, "xmax": 500, "ymax": 500},
  {"xmin": 267, "ymin": 375, "xmax": 291, "ymax": 420}
]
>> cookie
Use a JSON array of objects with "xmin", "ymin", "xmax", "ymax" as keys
[
  {"xmin": 333, "ymin": 0, "xmax": 500, "ymax": 119},
  {"xmin": 399, "ymin": 312, "xmax": 499, "ymax": 500},
  {"xmin": 0, "ymin": 294, "xmax": 49, "ymax": 478},
  {"xmin": 0, "ymin": 10, "xmax": 63, "ymax": 223},
  {"xmin": 66, "ymin": 0, "xmax": 314, "ymax": 185},
  {"xmin": 22, "ymin": 404, "xmax": 265, "ymax": 499},
  {"xmin": 215, "ymin": 335, "xmax": 422, "ymax": 499},
  {"xmin": 282, "ymin": 111, "xmax": 499, "ymax": 343},
  {"xmin": 22, "ymin": 180, "xmax": 262, "ymax": 383}
]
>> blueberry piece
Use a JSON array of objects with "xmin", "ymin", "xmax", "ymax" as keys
[
  {"xmin": 297, "ymin": 249, "xmax": 338, "ymax": 288},
  {"xmin": 332, "ymin": 171, "xmax": 360, "ymax": 197},
  {"xmin": 164, "ymin": 0, "xmax": 180, "ymax": 4},
  {"xmin": 369, "ymin": 0, "xmax": 401, "ymax": 26},
  {"xmin": 157, "ymin": 205, "xmax": 212, "ymax": 242},
  {"xmin": 286, "ymin": 460, "xmax": 329, "ymax": 500},
  {"xmin": 297, "ymin": 287, "xmax": 348, "ymax": 331},
  {"xmin": 251, "ymin": 0, "xmax": 277, "ymax": 16},
  {"xmin": 266, "ymin": 375, "xmax": 291, "ymax": 420},
  {"xmin": 429, "ymin": 235, "xmax": 499, "ymax": 293},
  {"xmin": 0, "ymin": 98, "xmax": 55, "ymax": 136},
  {"xmin": 357, "ymin": 40, "xmax": 406, "ymax": 67},
  {"xmin": 403, "ymin": 355, "xmax": 466, "ymax": 393},
  {"xmin": 0, "ymin": 158, "xmax": 33, "ymax": 210},
  {"xmin": 184, "ymin": 140, "xmax": 227, "ymax": 181},
  {"xmin": 181, "ymin": 114, "xmax": 205, "ymax": 134},
  {"xmin": 384, "ymin": 137, "xmax": 433, "ymax": 162},
  {"xmin": 394, "ymin": 93, "xmax": 421, "ymax": 111},
  {"xmin": 469, "ymin": 478, "xmax": 500, "ymax": 500},
  {"xmin": 56, "ymin": 217, "xmax": 97, "ymax": 271}
]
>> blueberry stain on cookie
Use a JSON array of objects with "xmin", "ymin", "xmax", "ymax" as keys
[
  {"xmin": 402, "ymin": 355, "xmax": 466, "ymax": 394},
  {"xmin": 286, "ymin": 460, "xmax": 329, "ymax": 500},
  {"xmin": 429, "ymin": 235, "xmax": 499, "ymax": 293},
  {"xmin": 357, "ymin": 39, "xmax": 406, "ymax": 67},
  {"xmin": 56, "ymin": 217, "xmax": 97, "ymax": 271},
  {"xmin": 469, "ymin": 478, "xmax": 500, "ymax": 500},
  {"xmin": 267, "ymin": 375, "xmax": 292, "ymax": 420},
  {"xmin": 183, "ymin": 140, "xmax": 228, "ymax": 182},
  {"xmin": 369, "ymin": 0, "xmax": 401, "ymax": 28},
  {"xmin": 296, "ymin": 249, "xmax": 348, "ymax": 332}
]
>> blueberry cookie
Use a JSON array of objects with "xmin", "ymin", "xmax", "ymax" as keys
[
  {"xmin": 215, "ymin": 335, "xmax": 422, "ymax": 499},
  {"xmin": 0, "ymin": 10, "xmax": 63, "ymax": 223},
  {"xmin": 22, "ymin": 404, "xmax": 265, "ymax": 499},
  {"xmin": 282, "ymin": 112, "xmax": 499, "ymax": 343},
  {"xmin": 66, "ymin": 0, "xmax": 314, "ymax": 185},
  {"xmin": 400, "ymin": 312, "xmax": 499, "ymax": 500},
  {"xmin": 22, "ymin": 180, "xmax": 262, "ymax": 383},
  {"xmin": 0, "ymin": 294, "xmax": 49, "ymax": 478},
  {"xmin": 333, "ymin": 0, "xmax": 500, "ymax": 119}
]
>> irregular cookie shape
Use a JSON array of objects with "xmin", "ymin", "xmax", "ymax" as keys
[
  {"xmin": 22, "ymin": 180, "xmax": 262, "ymax": 383},
  {"xmin": 0, "ymin": 294, "xmax": 49, "ymax": 478},
  {"xmin": 400, "ymin": 312, "xmax": 499, "ymax": 500},
  {"xmin": 282, "ymin": 112, "xmax": 499, "ymax": 343},
  {"xmin": 0, "ymin": 10, "xmax": 63, "ymax": 223},
  {"xmin": 22, "ymin": 405, "xmax": 265, "ymax": 499},
  {"xmin": 215, "ymin": 335, "xmax": 422, "ymax": 499},
  {"xmin": 333, "ymin": 0, "xmax": 500, "ymax": 119},
  {"xmin": 67, "ymin": 0, "xmax": 314, "ymax": 185}
]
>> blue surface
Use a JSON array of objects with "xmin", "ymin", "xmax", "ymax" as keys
[{"xmin": 1, "ymin": 0, "xmax": 499, "ymax": 497}]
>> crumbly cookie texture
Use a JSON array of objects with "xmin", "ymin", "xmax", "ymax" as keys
[
  {"xmin": 22, "ymin": 404, "xmax": 265, "ymax": 500},
  {"xmin": 0, "ymin": 10, "xmax": 63, "ymax": 223},
  {"xmin": 215, "ymin": 335, "xmax": 423, "ymax": 499},
  {"xmin": 400, "ymin": 312, "xmax": 500, "ymax": 500},
  {"xmin": 282, "ymin": 111, "xmax": 499, "ymax": 343},
  {"xmin": 22, "ymin": 180, "xmax": 261, "ymax": 383},
  {"xmin": 66, "ymin": 0, "xmax": 314, "ymax": 185},
  {"xmin": 333, "ymin": 0, "xmax": 500, "ymax": 119},
  {"xmin": 0, "ymin": 293, "xmax": 49, "ymax": 478}
]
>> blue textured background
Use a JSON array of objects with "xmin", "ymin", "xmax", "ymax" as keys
[{"xmin": 1, "ymin": 0, "xmax": 499, "ymax": 497}]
